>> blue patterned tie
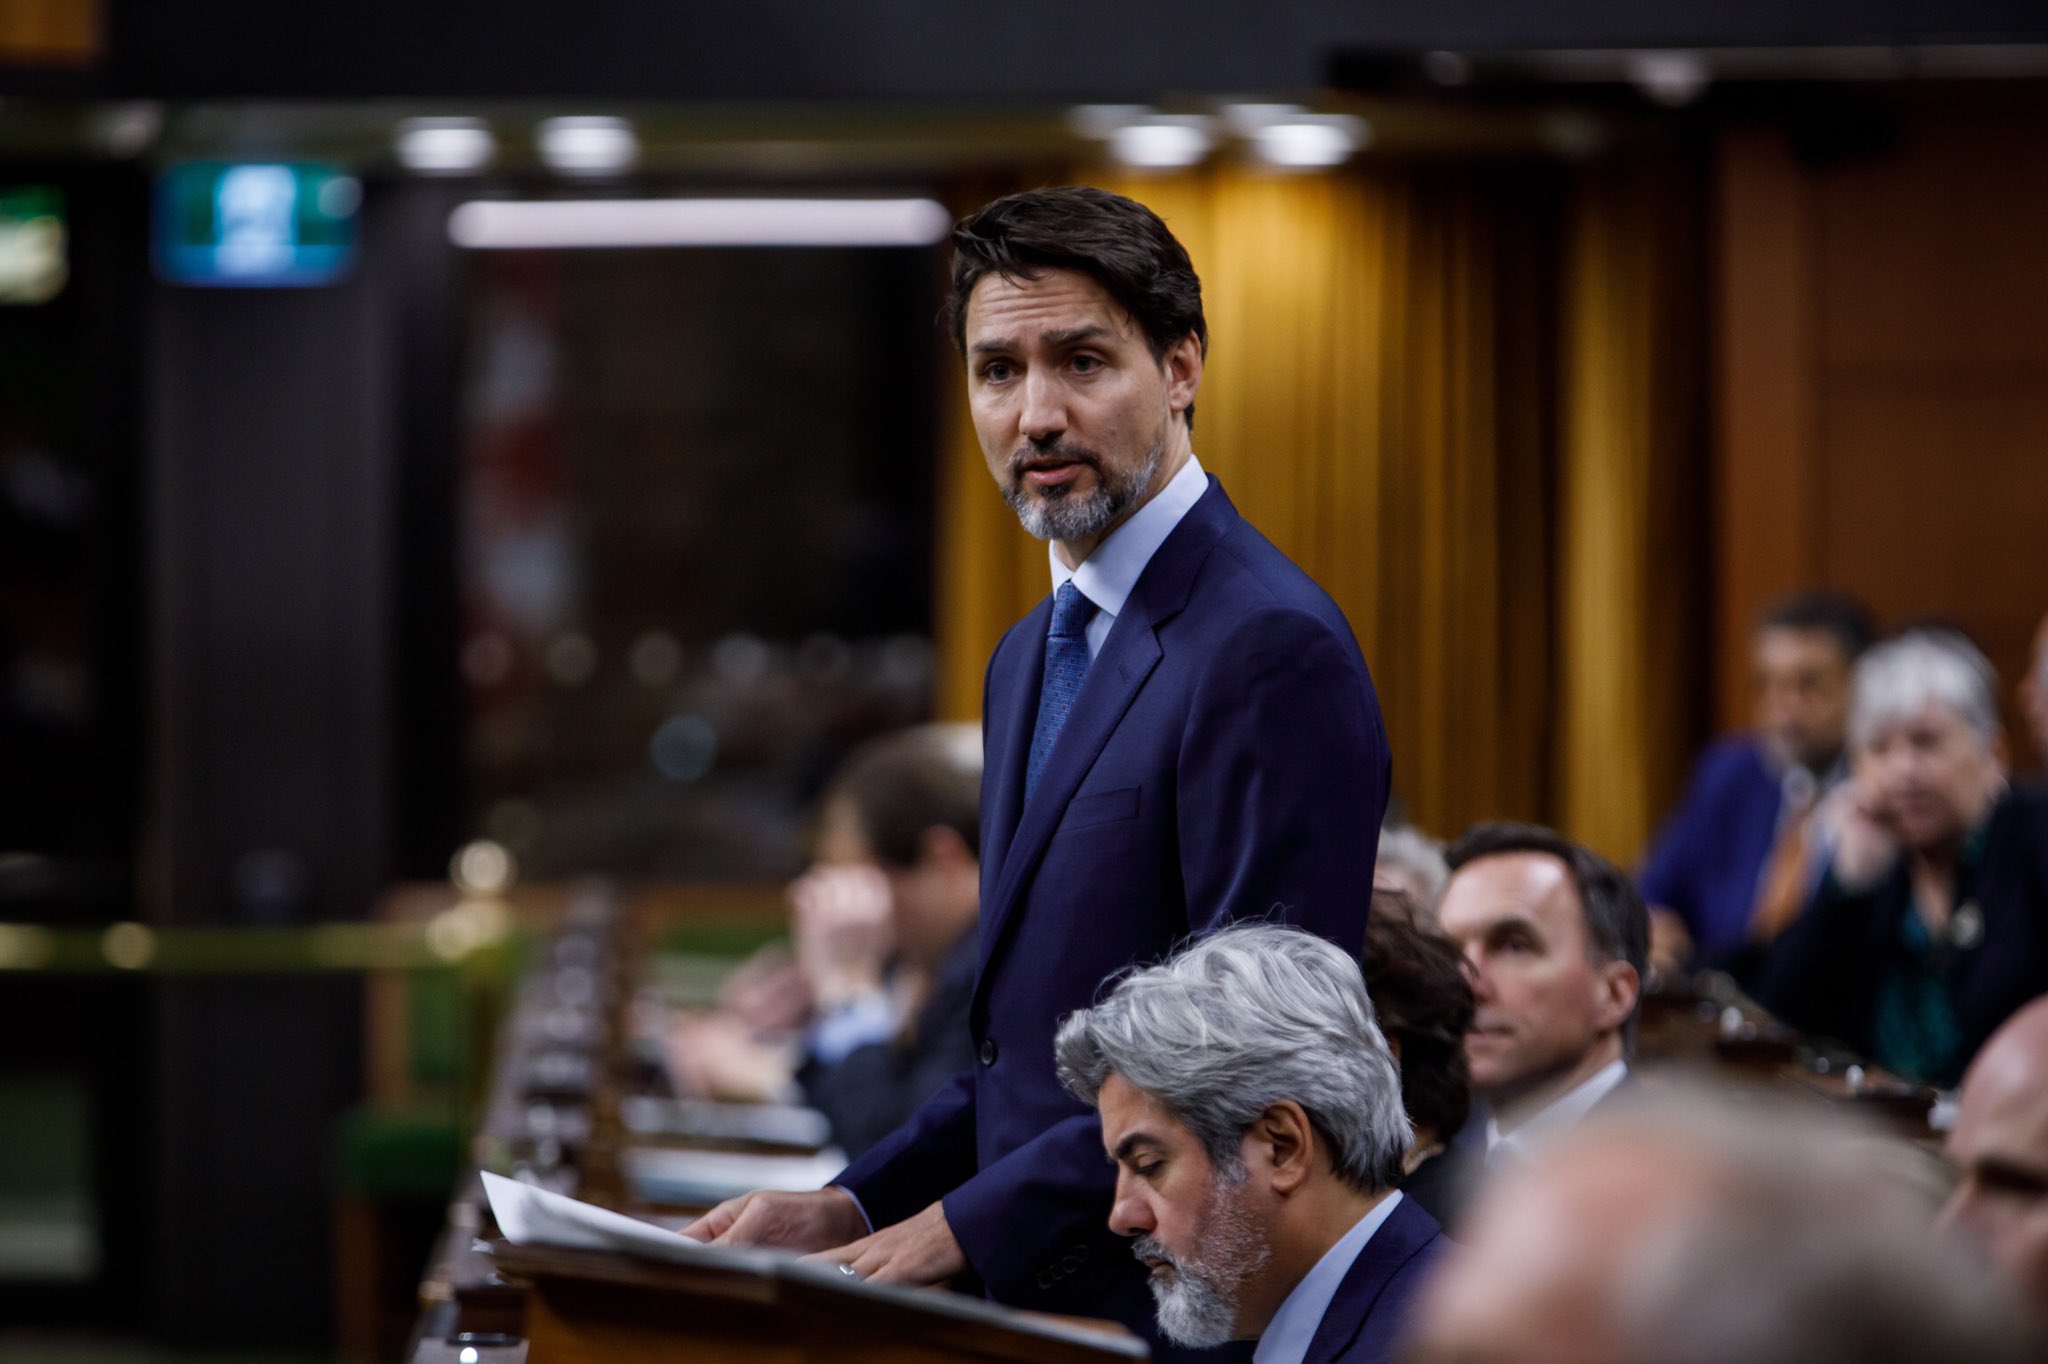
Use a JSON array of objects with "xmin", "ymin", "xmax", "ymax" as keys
[{"xmin": 1025, "ymin": 581, "xmax": 1097, "ymax": 804}]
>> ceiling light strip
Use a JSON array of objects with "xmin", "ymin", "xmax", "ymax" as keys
[{"xmin": 448, "ymin": 197, "xmax": 952, "ymax": 249}]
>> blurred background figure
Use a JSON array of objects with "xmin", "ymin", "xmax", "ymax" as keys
[
  {"xmin": 667, "ymin": 723, "xmax": 981, "ymax": 1156},
  {"xmin": 1373, "ymin": 826, "xmax": 1450, "ymax": 924},
  {"xmin": 1404, "ymin": 1091, "xmax": 2039, "ymax": 1364},
  {"xmin": 1361, "ymin": 893, "xmax": 1480, "ymax": 1230},
  {"xmin": 1434, "ymin": 823, "xmax": 1645, "ymax": 1167},
  {"xmin": 1755, "ymin": 630, "xmax": 2048, "ymax": 1087},
  {"xmin": 1636, "ymin": 591, "xmax": 1873, "ymax": 977},
  {"xmin": 1940, "ymin": 994, "xmax": 2048, "ymax": 1320},
  {"xmin": 2021, "ymin": 610, "xmax": 2048, "ymax": 778}
]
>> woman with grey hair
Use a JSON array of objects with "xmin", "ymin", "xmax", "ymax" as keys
[{"xmin": 1756, "ymin": 629, "xmax": 2048, "ymax": 1086}]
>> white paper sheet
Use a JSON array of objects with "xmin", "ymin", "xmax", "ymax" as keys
[{"xmin": 480, "ymin": 1169, "xmax": 772, "ymax": 1268}]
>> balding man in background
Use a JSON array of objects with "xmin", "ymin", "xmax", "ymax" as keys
[
  {"xmin": 1941, "ymin": 994, "xmax": 2048, "ymax": 1319},
  {"xmin": 1404, "ymin": 1092, "xmax": 2038, "ymax": 1364}
]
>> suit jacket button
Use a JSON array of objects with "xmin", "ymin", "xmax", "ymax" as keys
[{"xmin": 979, "ymin": 1039, "xmax": 998, "ymax": 1066}]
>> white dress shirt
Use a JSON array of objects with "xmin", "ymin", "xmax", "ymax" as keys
[
  {"xmin": 1253, "ymin": 1192, "xmax": 1407, "ymax": 1364},
  {"xmin": 1484, "ymin": 1058, "xmax": 1629, "ymax": 1167},
  {"xmin": 1048, "ymin": 454, "xmax": 1208, "ymax": 660}
]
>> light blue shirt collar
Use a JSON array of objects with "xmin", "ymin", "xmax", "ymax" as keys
[
  {"xmin": 1048, "ymin": 454, "xmax": 1206, "ymax": 660},
  {"xmin": 1252, "ymin": 1191, "xmax": 1405, "ymax": 1364}
]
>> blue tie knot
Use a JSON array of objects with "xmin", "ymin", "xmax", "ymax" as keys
[{"xmin": 1050, "ymin": 581, "xmax": 1096, "ymax": 640}]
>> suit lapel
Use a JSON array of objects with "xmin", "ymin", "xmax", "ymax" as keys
[
  {"xmin": 980, "ymin": 596, "xmax": 1051, "ymax": 896},
  {"xmin": 975, "ymin": 477, "xmax": 1239, "ymax": 979},
  {"xmin": 978, "ymin": 616, "xmax": 1162, "ymax": 971},
  {"xmin": 1301, "ymin": 1197, "xmax": 1442, "ymax": 1364}
]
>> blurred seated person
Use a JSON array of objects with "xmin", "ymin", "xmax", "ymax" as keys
[
  {"xmin": 1755, "ymin": 630, "xmax": 2048, "ymax": 1088},
  {"xmin": 1637, "ymin": 591, "xmax": 1874, "ymax": 976},
  {"xmin": 1056, "ymin": 924, "xmax": 1444, "ymax": 1364},
  {"xmin": 1940, "ymin": 994, "xmax": 2048, "ymax": 1320},
  {"xmin": 1361, "ymin": 893, "xmax": 1480, "ymax": 1229},
  {"xmin": 1435, "ymin": 823, "xmax": 1646, "ymax": 1167},
  {"xmin": 1405, "ymin": 1089, "xmax": 2036, "ymax": 1364},
  {"xmin": 670, "ymin": 724, "xmax": 982, "ymax": 1157},
  {"xmin": 2022, "ymin": 610, "xmax": 2048, "ymax": 776},
  {"xmin": 1373, "ymin": 825, "xmax": 1449, "ymax": 924}
]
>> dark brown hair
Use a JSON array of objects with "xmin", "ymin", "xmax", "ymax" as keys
[
  {"xmin": 824, "ymin": 726, "xmax": 980, "ymax": 869},
  {"xmin": 1444, "ymin": 821, "xmax": 1648, "ymax": 1054},
  {"xmin": 1364, "ymin": 890, "xmax": 1475, "ymax": 1140},
  {"xmin": 945, "ymin": 186, "xmax": 1207, "ymax": 426}
]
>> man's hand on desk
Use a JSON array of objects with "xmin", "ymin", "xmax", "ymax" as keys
[
  {"xmin": 680, "ymin": 1186, "xmax": 867, "ymax": 1252},
  {"xmin": 804, "ymin": 1199, "xmax": 965, "ymax": 1287}
]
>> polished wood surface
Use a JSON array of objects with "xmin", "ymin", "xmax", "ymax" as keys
[{"xmin": 498, "ymin": 1241, "xmax": 1145, "ymax": 1364}]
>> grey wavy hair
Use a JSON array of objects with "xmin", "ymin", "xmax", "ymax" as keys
[
  {"xmin": 1055, "ymin": 923, "xmax": 1411, "ymax": 1192},
  {"xmin": 1376, "ymin": 824, "xmax": 1450, "ymax": 914},
  {"xmin": 1850, "ymin": 629, "xmax": 2000, "ymax": 752}
]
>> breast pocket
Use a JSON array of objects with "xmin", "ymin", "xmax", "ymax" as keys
[{"xmin": 1059, "ymin": 785, "xmax": 1141, "ymax": 833}]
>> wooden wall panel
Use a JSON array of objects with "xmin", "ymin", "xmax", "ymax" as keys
[
  {"xmin": 1714, "ymin": 88, "xmax": 2048, "ymax": 756},
  {"xmin": 1712, "ymin": 127, "xmax": 1822, "ymax": 730}
]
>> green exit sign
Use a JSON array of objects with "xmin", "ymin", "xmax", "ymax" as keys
[{"xmin": 0, "ymin": 186, "xmax": 66, "ymax": 305}]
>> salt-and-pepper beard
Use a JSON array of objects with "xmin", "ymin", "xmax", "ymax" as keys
[
  {"xmin": 1003, "ymin": 429, "xmax": 1166, "ymax": 544},
  {"xmin": 1131, "ymin": 1163, "xmax": 1273, "ymax": 1349}
]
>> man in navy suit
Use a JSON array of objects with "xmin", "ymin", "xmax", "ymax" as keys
[
  {"xmin": 684, "ymin": 187, "xmax": 1389, "ymax": 1349},
  {"xmin": 1058, "ymin": 924, "xmax": 1445, "ymax": 1364}
]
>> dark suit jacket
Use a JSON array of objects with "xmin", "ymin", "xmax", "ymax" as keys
[
  {"xmin": 1755, "ymin": 787, "xmax": 2048, "ymax": 1087},
  {"xmin": 1636, "ymin": 736, "xmax": 1785, "ymax": 962},
  {"xmin": 1396, "ymin": 1110, "xmax": 1485, "ymax": 1235},
  {"xmin": 797, "ymin": 931, "xmax": 979, "ymax": 1160},
  {"xmin": 1301, "ymin": 1195, "xmax": 1448, "ymax": 1364},
  {"xmin": 834, "ymin": 477, "xmax": 1389, "ymax": 1350}
]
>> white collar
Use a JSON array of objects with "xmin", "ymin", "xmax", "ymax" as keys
[
  {"xmin": 1485, "ymin": 1058, "xmax": 1629, "ymax": 1156},
  {"xmin": 1047, "ymin": 453, "xmax": 1207, "ymax": 619},
  {"xmin": 1252, "ymin": 1192, "xmax": 1405, "ymax": 1364}
]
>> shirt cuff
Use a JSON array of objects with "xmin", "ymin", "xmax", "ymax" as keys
[{"xmin": 832, "ymin": 1183, "xmax": 876, "ymax": 1235}]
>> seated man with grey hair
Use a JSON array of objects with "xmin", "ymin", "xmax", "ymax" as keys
[
  {"xmin": 1055, "ymin": 923, "xmax": 1444, "ymax": 1364},
  {"xmin": 1757, "ymin": 628, "xmax": 2048, "ymax": 1086}
]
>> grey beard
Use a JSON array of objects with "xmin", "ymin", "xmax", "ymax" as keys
[
  {"xmin": 1133, "ymin": 1167, "xmax": 1271, "ymax": 1349},
  {"xmin": 1003, "ymin": 436, "xmax": 1165, "ymax": 543}
]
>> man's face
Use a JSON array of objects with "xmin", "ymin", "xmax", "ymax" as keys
[
  {"xmin": 1856, "ymin": 701, "xmax": 2003, "ymax": 851},
  {"xmin": 1098, "ymin": 1073, "xmax": 1270, "ymax": 1348},
  {"xmin": 962, "ymin": 268, "xmax": 1196, "ymax": 548},
  {"xmin": 1753, "ymin": 626, "xmax": 1855, "ymax": 773},
  {"xmin": 1436, "ymin": 853, "xmax": 1632, "ymax": 1111},
  {"xmin": 1939, "ymin": 1032, "xmax": 2048, "ymax": 1314}
]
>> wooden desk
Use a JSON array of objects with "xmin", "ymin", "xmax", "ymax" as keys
[{"xmin": 493, "ymin": 1240, "xmax": 1144, "ymax": 1364}]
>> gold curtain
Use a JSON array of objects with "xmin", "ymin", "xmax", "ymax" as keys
[
  {"xmin": 1554, "ymin": 157, "xmax": 1706, "ymax": 861},
  {"xmin": 934, "ymin": 158, "xmax": 1699, "ymax": 855}
]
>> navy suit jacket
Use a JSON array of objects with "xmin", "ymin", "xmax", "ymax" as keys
[
  {"xmin": 1302, "ymin": 1196, "xmax": 1448, "ymax": 1364},
  {"xmin": 834, "ymin": 476, "xmax": 1389, "ymax": 1347},
  {"xmin": 1636, "ymin": 736, "xmax": 1783, "ymax": 963}
]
